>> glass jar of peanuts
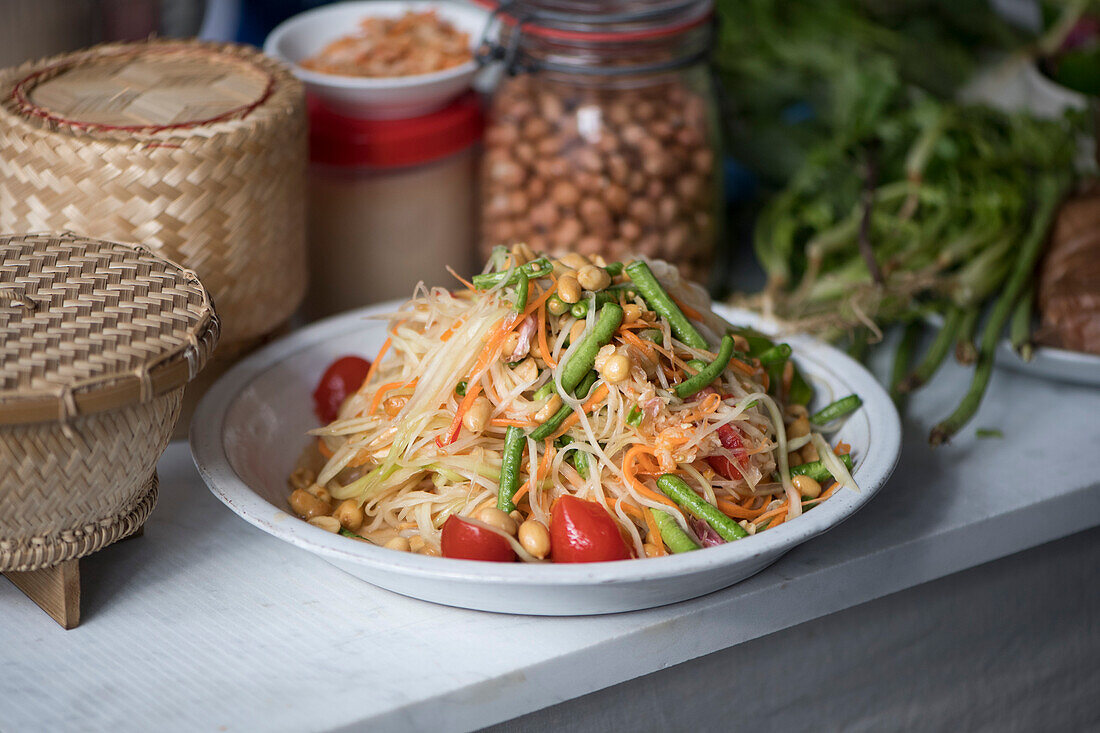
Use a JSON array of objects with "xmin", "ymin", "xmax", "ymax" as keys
[{"xmin": 477, "ymin": 0, "xmax": 721, "ymax": 283}]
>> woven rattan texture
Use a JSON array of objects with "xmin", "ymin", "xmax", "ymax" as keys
[
  {"xmin": 0, "ymin": 40, "xmax": 307, "ymax": 345},
  {"xmin": 0, "ymin": 390, "xmax": 178, "ymax": 568},
  {"xmin": 0, "ymin": 470, "xmax": 158, "ymax": 572},
  {"xmin": 0, "ymin": 232, "xmax": 217, "ymax": 417}
]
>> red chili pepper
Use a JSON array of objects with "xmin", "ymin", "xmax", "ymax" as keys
[
  {"xmin": 440, "ymin": 516, "xmax": 516, "ymax": 562},
  {"xmin": 550, "ymin": 495, "xmax": 632, "ymax": 563},
  {"xmin": 312, "ymin": 355, "xmax": 371, "ymax": 423}
]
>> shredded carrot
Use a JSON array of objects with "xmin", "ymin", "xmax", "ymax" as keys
[
  {"xmin": 621, "ymin": 445, "xmax": 679, "ymax": 510},
  {"xmin": 356, "ymin": 337, "xmax": 391, "ymax": 397},
  {"xmin": 439, "ymin": 316, "xmax": 514, "ymax": 445},
  {"xmin": 317, "ymin": 437, "xmax": 334, "ymax": 459},
  {"xmin": 446, "ymin": 266, "xmax": 475, "ymax": 291},
  {"xmin": 549, "ymin": 384, "xmax": 610, "ymax": 440},
  {"xmin": 670, "ymin": 294, "xmax": 704, "ymax": 322},
  {"xmin": 753, "ymin": 498, "xmax": 790, "ymax": 528},
  {"xmin": 803, "ymin": 482, "xmax": 840, "ymax": 507},
  {"xmin": 620, "ymin": 329, "xmax": 657, "ymax": 361},
  {"xmin": 642, "ymin": 504, "xmax": 667, "ymax": 555},
  {"xmin": 440, "ymin": 287, "xmax": 559, "ymax": 446},
  {"xmin": 367, "ymin": 379, "xmax": 417, "ymax": 416},
  {"xmin": 490, "ymin": 417, "xmax": 534, "ymax": 428},
  {"xmin": 601, "ymin": 496, "xmax": 645, "ymax": 521},
  {"xmin": 715, "ymin": 497, "xmax": 769, "ymax": 519},
  {"xmin": 440, "ymin": 316, "xmax": 465, "ymax": 342},
  {"xmin": 510, "ymin": 484, "xmax": 529, "ymax": 505},
  {"xmin": 728, "ymin": 358, "xmax": 757, "ymax": 377}
]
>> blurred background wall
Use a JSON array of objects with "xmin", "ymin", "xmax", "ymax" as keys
[{"xmin": 0, "ymin": 0, "xmax": 205, "ymax": 68}]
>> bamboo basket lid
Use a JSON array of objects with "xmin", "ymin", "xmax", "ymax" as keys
[
  {"xmin": 0, "ymin": 232, "xmax": 219, "ymax": 426},
  {"xmin": 11, "ymin": 43, "xmax": 272, "ymax": 130},
  {"xmin": 0, "ymin": 41, "xmax": 306, "ymax": 346}
]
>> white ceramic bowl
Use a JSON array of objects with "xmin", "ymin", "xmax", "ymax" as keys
[
  {"xmin": 191, "ymin": 303, "xmax": 901, "ymax": 615},
  {"xmin": 264, "ymin": 1, "xmax": 490, "ymax": 119}
]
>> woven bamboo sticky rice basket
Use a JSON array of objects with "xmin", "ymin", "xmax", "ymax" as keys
[
  {"xmin": 0, "ymin": 39, "xmax": 306, "ymax": 348},
  {"xmin": 0, "ymin": 233, "xmax": 219, "ymax": 572}
]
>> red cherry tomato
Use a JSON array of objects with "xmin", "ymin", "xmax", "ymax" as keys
[
  {"xmin": 313, "ymin": 356, "xmax": 371, "ymax": 423},
  {"xmin": 706, "ymin": 423, "xmax": 748, "ymax": 480},
  {"xmin": 550, "ymin": 495, "xmax": 632, "ymax": 563},
  {"xmin": 440, "ymin": 516, "xmax": 517, "ymax": 562}
]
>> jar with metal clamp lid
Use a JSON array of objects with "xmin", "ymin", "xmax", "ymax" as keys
[{"xmin": 476, "ymin": 0, "xmax": 721, "ymax": 282}]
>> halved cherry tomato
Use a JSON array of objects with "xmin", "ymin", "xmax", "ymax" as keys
[
  {"xmin": 706, "ymin": 423, "xmax": 748, "ymax": 480},
  {"xmin": 440, "ymin": 515, "xmax": 516, "ymax": 562},
  {"xmin": 313, "ymin": 355, "xmax": 371, "ymax": 423},
  {"xmin": 550, "ymin": 495, "xmax": 632, "ymax": 563}
]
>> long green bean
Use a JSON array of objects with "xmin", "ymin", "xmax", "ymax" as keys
[
  {"xmin": 513, "ymin": 271, "xmax": 529, "ymax": 312},
  {"xmin": 931, "ymin": 175, "xmax": 1066, "ymax": 446},
  {"xmin": 625, "ymin": 261, "xmax": 709, "ymax": 349},
  {"xmin": 673, "ymin": 334, "xmax": 735, "ymax": 398},
  {"xmin": 650, "ymin": 509, "xmax": 701, "ymax": 553},
  {"xmin": 901, "ymin": 306, "xmax": 964, "ymax": 392},
  {"xmin": 657, "ymin": 474, "xmax": 747, "ymax": 541},
  {"xmin": 1009, "ymin": 282, "xmax": 1035, "ymax": 362},
  {"xmin": 496, "ymin": 426, "xmax": 526, "ymax": 512},
  {"xmin": 789, "ymin": 454, "xmax": 854, "ymax": 482},
  {"xmin": 472, "ymin": 257, "xmax": 552, "ymax": 290},
  {"xmin": 559, "ymin": 303, "xmax": 623, "ymax": 395},
  {"xmin": 890, "ymin": 322, "xmax": 922, "ymax": 407},
  {"xmin": 955, "ymin": 307, "xmax": 980, "ymax": 365},
  {"xmin": 529, "ymin": 371, "xmax": 599, "ymax": 441},
  {"xmin": 810, "ymin": 394, "xmax": 862, "ymax": 425}
]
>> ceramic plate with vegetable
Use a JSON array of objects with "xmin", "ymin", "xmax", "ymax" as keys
[{"xmin": 192, "ymin": 252, "xmax": 900, "ymax": 614}]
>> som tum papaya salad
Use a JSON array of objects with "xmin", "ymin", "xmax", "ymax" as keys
[{"xmin": 288, "ymin": 248, "xmax": 862, "ymax": 563}]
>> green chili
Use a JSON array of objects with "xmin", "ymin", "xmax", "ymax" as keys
[
  {"xmin": 650, "ymin": 509, "xmax": 700, "ymax": 553},
  {"xmin": 531, "ymin": 382, "xmax": 554, "ymax": 401},
  {"xmin": 529, "ymin": 371, "xmax": 599, "ymax": 441},
  {"xmin": 513, "ymin": 271, "xmax": 529, "ymax": 312},
  {"xmin": 455, "ymin": 380, "xmax": 467, "ymax": 397},
  {"xmin": 789, "ymin": 453, "xmax": 854, "ymax": 482},
  {"xmin": 757, "ymin": 343, "xmax": 792, "ymax": 367},
  {"xmin": 592, "ymin": 284, "xmax": 637, "ymax": 308},
  {"xmin": 547, "ymin": 294, "xmax": 569, "ymax": 316},
  {"xmin": 625, "ymin": 261, "xmax": 708, "ymax": 349},
  {"xmin": 556, "ymin": 435, "xmax": 589, "ymax": 478},
  {"xmin": 657, "ymin": 474, "xmax": 747, "ymax": 541},
  {"xmin": 472, "ymin": 257, "xmax": 552, "ymax": 290},
  {"xmin": 497, "ymin": 426, "xmax": 526, "ymax": 512},
  {"xmin": 810, "ymin": 394, "xmax": 863, "ymax": 425},
  {"xmin": 626, "ymin": 406, "xmax": 642, "ymax": 426},
  {"xmin": 561, "ymin": 437, "xmax": 591, "ymax": 479},
  {"xmin": 673, "ymin": 334, "xmax": 735, "ymax": 399},
  {"xmin": 729, "ymin": 327, "xmax": 775, "ymax": 357},
  {"xmin": 788, "ymin": 365, "xmax": 814, "ymax": 406}
]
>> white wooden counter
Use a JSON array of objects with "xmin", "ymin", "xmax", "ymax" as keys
[{"xmin": 2, "ymin": 351, "xmax": 1098, "ymax": 732}]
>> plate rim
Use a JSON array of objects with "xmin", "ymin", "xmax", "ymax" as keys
[
  {"xmin": 190, "ymin": 301, "xmax": 901, "ymax": 587},
  {"xmin": 922, "ymin": 312, "xmax": 1100, "ymax": 386}
]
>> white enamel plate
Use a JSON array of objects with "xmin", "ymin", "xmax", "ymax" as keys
[{"xmin": 191, "ymin": 304, "xmax": 901, "ymax": 615}]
